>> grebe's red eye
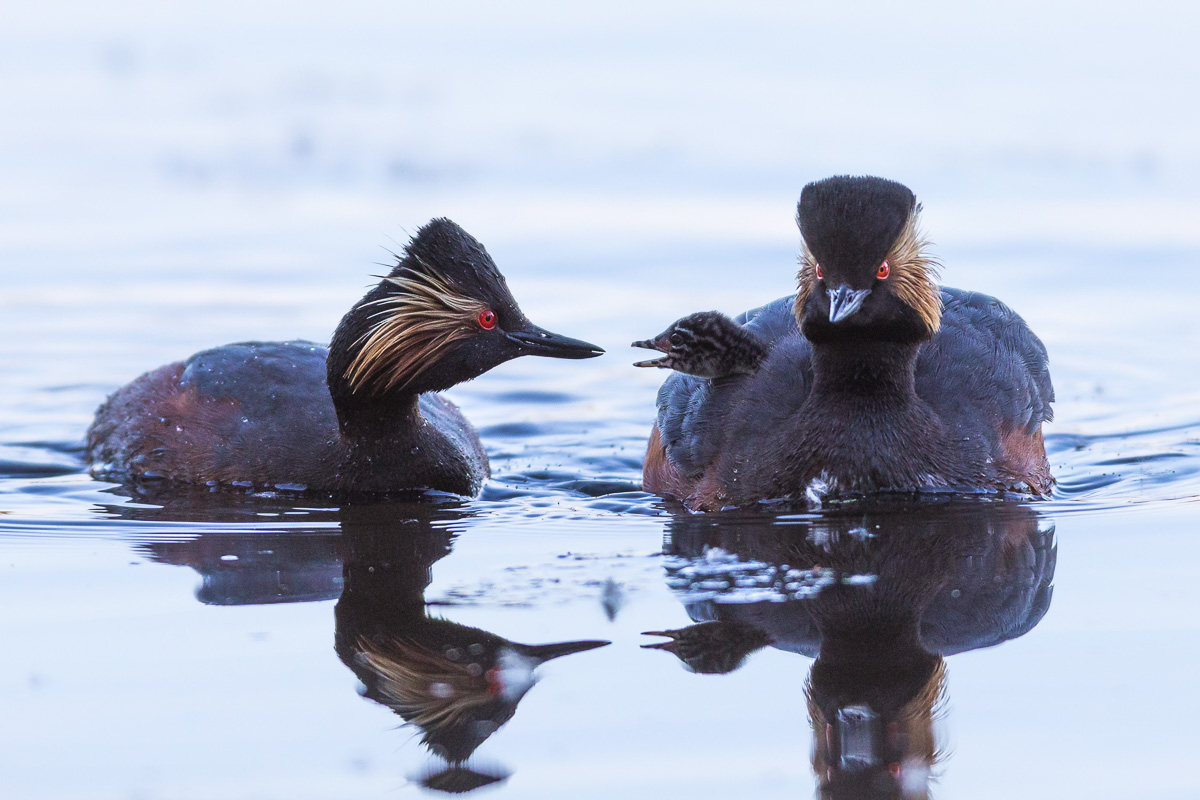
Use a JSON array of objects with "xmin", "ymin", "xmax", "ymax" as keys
[
  {"xmin": 815, "ymin": 264, "xmax": 823, "ymax": 280},
  {"xmin": 478, "ymin": 309, "xmax": 497, "ymax": 330},
  {"xmin": 877, "ymin": 260, "xmax": 890, "ymax": 280}
]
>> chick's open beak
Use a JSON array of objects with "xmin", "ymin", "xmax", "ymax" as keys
[{"xmin": 631, "ymin": 335, "xmax": 672, "ymax": 368}]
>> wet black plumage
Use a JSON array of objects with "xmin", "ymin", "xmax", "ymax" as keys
[
  {"xmin": 643, "ymin": 176, "xmax": 1054, "ymax": 510},
  {"xmin": 86, "ymin": 219, "xmax": 603, "ymax": 496}
]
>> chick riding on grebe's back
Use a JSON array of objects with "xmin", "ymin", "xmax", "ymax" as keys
[
  {"xmin": 87, "ymin": 219, "xmax": 603, "ymax": 496},
  {"xmin": 633, "ymin": 311, "xmax": 768, "ymax": 379},
  {"xmin": 638, "ymin": 176, "xmax": 1054, "ymax": 511}
]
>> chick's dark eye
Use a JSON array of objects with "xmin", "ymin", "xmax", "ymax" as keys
[
  {"xmin": 478, "ymin": 309, "xmax": 497, "ymax": 330},
  {"xmin": 669, "ymin": 332, "xmax": 683, "ymax": 347}
]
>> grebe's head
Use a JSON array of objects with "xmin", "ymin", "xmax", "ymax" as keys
[
  {"xmin": 794, "ymin": 176, "xmax": 942, "ymax": 345},
  {"xmin": 329, "ymin": 219, "xmax": 602, "ymax": 404}
]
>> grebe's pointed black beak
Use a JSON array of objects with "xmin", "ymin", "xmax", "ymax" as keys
[
  {"xmin": 827, "ymin": 285, "xmax": 871, "ymax": 323},
  {"xmin": 518, "ymin": 639, "xmax": 610, "ymax": 663},
  {"xmin": 505, "ymin": 324, "xmax": 604, "ymax": 359}
]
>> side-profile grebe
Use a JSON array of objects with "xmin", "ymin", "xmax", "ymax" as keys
[
  {"xmin": 637, "ymin": 176, "xmax": 1054, "ymax": 511},
  {"xmin": 87, "ymin": 218, "xmax": 603, "ymax": 496}
]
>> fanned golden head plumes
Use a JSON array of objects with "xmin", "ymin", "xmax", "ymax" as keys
[
  {"xmin": 885, "ymin": 206, "xmax": 943, "ymax": 333},
  {"xmin": 327, "ymin": 218, "xmax": 602, "ymax": 412},
  {"xmin": 794, "ymin": 205, "xmax": 943, "ymax": 333},
  {"xmin": 356, "ymin": 634, "xmax": 497, "ymax": 732},
  {"xmin": 343, "ymin": 258, "xmax": 488, "ymax": 396},
  {"xmin": 794, "ymin": 237, "xmax": 820, "ymax": 322}
]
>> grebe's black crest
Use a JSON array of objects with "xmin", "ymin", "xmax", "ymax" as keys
[
  {"xmin": 328, "ymin": 218, "xmax": 603, "ymax": 409},
  {"xmin": 795, "ymin": 176, "xmax": 942, "ymax": 344},
  {"xmin": 631, "ymin": 311, "xmax": 767, "ymax": 378}
]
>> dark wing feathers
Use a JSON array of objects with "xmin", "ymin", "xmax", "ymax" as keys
[
  {"xmin": 917, "ymin": 288, "xmax": 1053, "ymax": 436},
  {"xmin": 179, "ymin": 341, "xmax": 338, "ymax": 478},
  {"xmin": 657, "ymin": 375, "xmax": 721, "ymax": 477},
  {"xmin": 735, "ymin": 295, "xmax": 800, "ymax": 344}
]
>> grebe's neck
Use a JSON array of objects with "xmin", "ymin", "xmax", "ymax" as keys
[
  {"xmin": 333, "ymin": 392, "xmax": 423, "ymax": 445},
  {"xmin": 809, "ymin": 340, "xmax": 921, "ymax": 403},
  {"xmin": 328, "ymin": 390, "xmax": 484, "ymax": 497},
  {"xmin": 816, "ymin": 619, "xmax": 927, "ymax": 666}
]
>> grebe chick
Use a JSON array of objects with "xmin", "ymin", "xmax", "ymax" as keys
[
  {"xmin": 642, "ymin": 176, "xmax": 1054, "ymax": 511},
  {"xmin": 87, "ymin": 218, "xmax": 603, "ymax": 496},
  {"xmin": 632, "ymin": 311, "xmax": 768, "ymax": 378},
  {"xmin": 641, "ymin": 620, "xmax": 774, "ymax": 674}
]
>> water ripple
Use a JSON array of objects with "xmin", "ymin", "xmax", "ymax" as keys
[{"xmin": 2, "ymin": 384, "xmax": 1199, "ymax": 539}]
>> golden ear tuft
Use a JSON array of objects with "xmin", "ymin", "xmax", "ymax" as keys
[
  {"xmin": 793, "ymin": 239, "xmax": 820, "ymax": 323},
  {"xmin": 885, "ymin": 207, "xmax": 943, "ymax": 333},
  {"xmin": 343, "ymin": 260, "xmax": 487, "ymax": 395}
]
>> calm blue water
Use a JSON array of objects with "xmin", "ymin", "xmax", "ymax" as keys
[{"xmin": 3, "ymin": 3, "xmax": 1200, "ymax": 798}]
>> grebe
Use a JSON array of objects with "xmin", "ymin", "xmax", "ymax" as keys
[
  {"xmin": 87, "ymin": 218, "xmax": 603, "ymax": 496},
  {"xmin": 639, "ymin": 176, "xmax": 1053, "ymax": 511}
]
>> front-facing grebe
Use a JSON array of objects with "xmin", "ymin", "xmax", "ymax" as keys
[
  {"xmin": 86, "ymin": 219, "xmax": 603, "ymax": 496},
  {"xmin": 639, "ymin": 176, "xmax": 1054, "ymax": 511}
]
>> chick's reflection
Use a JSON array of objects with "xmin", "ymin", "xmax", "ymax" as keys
[
  {"xmin": 334, "ymin": 505, "xmax": 608, "ymax": 790},
  {"xmin": 647, "ymin": 503, "xmax": 1057, "ymax": 800}
]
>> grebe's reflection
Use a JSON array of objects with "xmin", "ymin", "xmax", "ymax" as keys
[
  {"xmin": 126, "ymin": 494, "xmax": 610, "ymax": 793},
  {"xmin": 333, "ymin": 504, "xmax": 609, "ymax": 792},
  {"xmin": 113, "ymin": 484, "xmax": 346, "ymax": 605},
  {"xmin": 646, "ymin": 502, "xmax": 1056, "ymax": 799}
]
